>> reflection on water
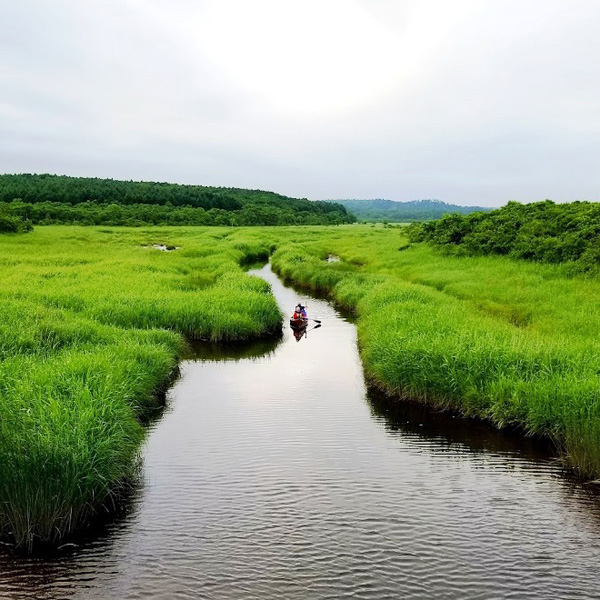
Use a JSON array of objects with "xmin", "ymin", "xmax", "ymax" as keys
[
  {"xmin": 367, "ymin": 386, "xmax": 557, "ymax": 463},
  {"xmin": 3, "ymin": 263, "xmax": 600, "ymax": 599},
  {"xmin": 0, "ymin": 480, "xmax": 144, "ymax": 600},
  {"xmin": 291, "ymin": 322, "xmax": 321, "ymax": 342},
  {"xmin": 183, "ymin": 336, "xmax": 281, "ymax": 362}
]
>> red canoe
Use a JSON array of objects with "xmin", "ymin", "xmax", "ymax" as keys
[{"xmin": 290, "ymin": 317, "xmax": 308, "ymax": 329}]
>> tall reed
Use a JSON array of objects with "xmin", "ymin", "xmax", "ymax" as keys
[
  {"xmin": 0, "ymin": 226, "xmax": 282, "ymax": 550},
  {"xmin": 269, "ymin": 226, "xmax": 600, "ymax": 478}
]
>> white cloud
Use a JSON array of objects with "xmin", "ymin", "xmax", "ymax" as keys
[{"xmin": 0, "ymin": 0, "xmax": 598, "ymax": 205}]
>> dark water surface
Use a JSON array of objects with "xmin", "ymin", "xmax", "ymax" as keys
[{"xmin": 3, "ymin": 264, "xmax": 600, "ymax": 599}]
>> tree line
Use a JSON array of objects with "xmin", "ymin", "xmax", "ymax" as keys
[
  {"xmin": 0, "ymin": 174, "xmax": 355, "ymax": 227},
  {"xmin": 408, "ymin": 200, "xmax": 600, "ymax": 274}
]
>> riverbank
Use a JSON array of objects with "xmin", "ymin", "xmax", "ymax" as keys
[
  {"xmin": 269, "ymin": 228, "xmax": 600, "ymax": 480},
  {"xmin": 0, "ymin": 227, "xmax": 282, "ymax": 551},
  {"xmin": 2, "ymin": 224, "xmax": 600, "ymax": 551},
  {"xmin": 6, "ymin": 262, "xmax": 600, "ymax": 599}
]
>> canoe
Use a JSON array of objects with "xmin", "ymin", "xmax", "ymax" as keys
[{"xmin": 289, "ymin": 317, "xmax": 308, "ymax": 329}]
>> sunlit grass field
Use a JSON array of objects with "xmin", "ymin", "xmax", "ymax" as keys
[{"xmin": 1, "ymin": 224, "xmax": 600, "ymax": 550}]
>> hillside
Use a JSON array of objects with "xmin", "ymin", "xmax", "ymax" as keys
[
  {"xmin": 0, "ymin": 174, "xmax": 355, "ymax": 226},
  {"xmin": 334, "ymin": 198, "xmax": 489, "ymax": 222}
]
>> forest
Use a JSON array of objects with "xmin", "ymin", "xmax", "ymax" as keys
[
  {"xmin": 408, "ymin": 200, "xmax": 600, "ymax": 273},
  {"xmin": 335, "ymin": 198, "xmax": 488, "ymax": 222},
  {"xmin": 0, "ymin": 174, "xmax": 355, "ymax": 226}
]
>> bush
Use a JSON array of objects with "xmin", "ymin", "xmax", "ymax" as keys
[
  {"xmin": 0, "ymin": 210, "xmax": 32, "ymax": 233},
  {"xmin": 408, "ymin": 200, "xmax": 600, "ymax": 273}
]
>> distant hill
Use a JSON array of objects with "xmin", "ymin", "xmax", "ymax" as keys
[
  {"xmin": 334, "ymin": 199, "xmax": 490, "ymax": 222},
  {"xmin": 0, "ymin": 174, "xmax": 355, "ymax": 226}
]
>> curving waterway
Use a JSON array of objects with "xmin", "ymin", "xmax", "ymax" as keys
[{"xmin": 3, "ymin": 263, "xmax": 600, "ymax": 598}]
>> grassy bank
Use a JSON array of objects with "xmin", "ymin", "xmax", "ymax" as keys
[
  {"xmin": 269, "ymin": 226, "xmax": 600, "ymax": 479},
  {"xmin": 0, "ymin": 226, "xmax": 282, "ymax": 551},
  {"xmin": 2, "ymin": 224, "xmax": 600, "ymax": 550}
]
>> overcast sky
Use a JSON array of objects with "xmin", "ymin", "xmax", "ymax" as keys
[{"xmin": 1, "ymin": 1, "xmax": 598, "ymax": 206}]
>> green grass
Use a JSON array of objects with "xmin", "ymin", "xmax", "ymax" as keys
[
  {"xmin": 2, "ymin": 224, "xmax": 600, "ymax": 551},
  {"xmin": 268, "ymin": 226, "xmax": 600, "ymax": 479},
  {"xmin": 0, "ymin": 226, "xmax": 282, "ymax": 551}
]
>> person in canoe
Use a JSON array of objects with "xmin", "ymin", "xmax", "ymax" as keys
[
  {"xmin": 290, "ymin": 303, "xmax": 308, "ymax": 329},
  {"xmin": 293, "ymin": 304, "xmax": 307, "ymax": 320}
]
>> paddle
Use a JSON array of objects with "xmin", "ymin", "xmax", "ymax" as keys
[
  {"xmin": 297, "ymin": 302, "xmax": 321, "ymax": 324},
  {"xmin": 303, "ymin": 323, "xmax": 321, "ymax": 337}
]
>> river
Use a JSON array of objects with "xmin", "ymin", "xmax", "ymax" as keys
[{"xmin": 2, "ymin": 263, "xmax": 600, "ymax": 599}]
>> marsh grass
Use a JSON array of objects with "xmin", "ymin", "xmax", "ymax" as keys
[
  {"xmin": 3, "ymin": 223, "xmax": 600, "ymax": 550},
  {"xmin": 269, "ymin": 226, "xmax": 600, "ymax": 479},
  {"xmin": 0, "ymin": 226, "xmax": 282, "ymax": 550}
]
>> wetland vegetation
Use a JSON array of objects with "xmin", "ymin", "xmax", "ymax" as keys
[
  {"xmin": 1, "ymin": 214, "xmax": 599, "ymax": 552},
  {"xmin": 0, "ymin": 227, "xmax": 281, "ymax": 550},
  {"xmin": 268, "ymin": 226, "xmax": 600, "ymax": 480}
]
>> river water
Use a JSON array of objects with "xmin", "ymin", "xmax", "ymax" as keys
[{"xmin": 2, "ymin": 263, "xmax": 600, "ymax": 599}]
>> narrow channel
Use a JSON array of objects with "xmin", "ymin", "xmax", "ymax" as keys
[{"xmin": 3, "ymin": 263, "xmax": 600, "ymax": 599}]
